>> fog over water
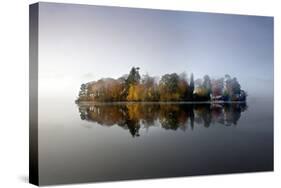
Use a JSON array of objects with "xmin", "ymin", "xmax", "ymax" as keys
[{"xmin": 38, "ymin": 2, "xmax": 273, "ymax": 100}]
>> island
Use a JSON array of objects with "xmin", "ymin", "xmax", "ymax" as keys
[{"xmin": 76, "ymin": 67, "xmax": 247, "ymax": 103}]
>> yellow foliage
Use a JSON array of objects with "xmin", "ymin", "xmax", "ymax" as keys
[
  {"xmin": 194, "ymin": 86, "xmax": 209, "ymax": 97},
  {"xmin": 127, "ymin": 84, "xmax": 144, "ymax": 101}
]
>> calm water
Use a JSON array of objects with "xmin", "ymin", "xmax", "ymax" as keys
[{"xmin": 38, "ymin": 98, "xmax": 273, "ymax": 185}]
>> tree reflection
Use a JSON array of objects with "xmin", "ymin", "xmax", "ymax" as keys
[{"xmin": 78, "ymin": 102, "xmax": 247, "ymax": 137}]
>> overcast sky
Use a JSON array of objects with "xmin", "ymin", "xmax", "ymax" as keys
[{"xmin": 37, "ymin": 2, "xmax": 273, "ymax": 99}]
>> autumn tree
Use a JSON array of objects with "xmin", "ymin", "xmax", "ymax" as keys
[
  {"xmin": 108, "ymin": 79, "xmax": 126, "ymax": 101},
  {"xmin": 127, "ymin": 84, "xmax": 144, "ymax": 101},
  {"xmin": 141, "ymin": 74, "xmax": 159, "ymax": 101}
]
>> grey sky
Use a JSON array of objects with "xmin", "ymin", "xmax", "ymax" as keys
[{"xmin": 37, "ymin": 2, "xmax": 273, "ymax": 99}]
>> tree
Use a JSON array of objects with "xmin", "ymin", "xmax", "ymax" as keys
[
  {"xmin": 159, "ymin": 73, "xmax": 179, "ymax": 92},
  {"xmin": 141, "ymin": 74, "xmax": 159, "ymax": 101},
  {"xmin": 211, "ymin": 78, "xmax": 224, "ymax": 98},
  {"xmin": 127, "ymin": 84, "xmax": 144, "ymax": 101},
  {"xmin": 117, "ymin": 76, "xmax": 129, "ymax": 100},
  {"xmin": 202, "ymin": 75, "xmax": 211, "ymax": 100},
  {"xmin": 159, "ymin": 73, "xmax": 180, "ymax": 101},
  {"xmin": 108, "ymin": 79, "xmax": 125, "ymax": 101},
  {"xmin": 158, "ymin": 73, "xmax": 190, "ymax": 101},
  {"xmin": 203, "ymin": 75, "xmax": 211, "ymax": 92},
  {"xmin": 193, "ymin": 86, "xmax": 210, "ymax": 101},
  {"xmin": 189, "ymin": 73, "xmax": 194, "ymax": 100},
  {"xmin": 126, "ymin": 67, "xmax": 141, "ymax": 86},
  {"xmin": 239, "ymin": 90, "xmax": 247, "ymax": 101},
  {"xmin": 178, "ymin": 78, "xmax": 189, "ymax": 100},
  {"xmin": 79, "ymin": 83, "xmax": 87, "ymax": 96},
  {"xmin": 224, "ymin": 75, "xmax": 241, "ymax": 101},
  {"xmin": 232, "ymin": 77, "xmax": 241, "ymax": 95},
  {"xmin": 124, "ymin": 67, "xmax": 141, "ymax": 99}
]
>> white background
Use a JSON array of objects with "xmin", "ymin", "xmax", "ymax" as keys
[{"xmin": 0, "ymin": 0, "xmax": 280, "ymax": 187}]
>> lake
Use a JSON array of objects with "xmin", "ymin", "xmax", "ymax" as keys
[{"xmin": 38, "ymin": 98, "xmax": 273, "ymax": 185}]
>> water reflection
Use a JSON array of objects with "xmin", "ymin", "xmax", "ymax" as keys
[{"xmin": 78, "ymin": 103, "xmax": 247, "ymax": 137}]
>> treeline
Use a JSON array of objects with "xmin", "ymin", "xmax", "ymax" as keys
[{"xmin": 77, "ymin": 67, "xmax": 247, "ymax": 102}]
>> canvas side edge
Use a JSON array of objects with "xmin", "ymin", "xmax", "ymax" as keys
[{"xmin": 29, "ymin": 3, "xmax": 39, "ymax": 186}]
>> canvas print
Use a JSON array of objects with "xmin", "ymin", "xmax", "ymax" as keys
[{"xmin": 29, "ymin": 2, "xmax": 274, "ymax": 186}]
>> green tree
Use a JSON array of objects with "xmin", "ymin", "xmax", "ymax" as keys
[
  {"xmin": 159, "ymin": 73, "xmax": 179, "ymax": 92},
  {"xmin": 189, "ymin": 73, "xmax": 194, "ymax": 100},
  {"xmin": 79, "ymin": 83, "xmax": 87, "ymax": 96},
  {"xmin": 224, "ymin": 75, "xmax": 241, "ymax": 101},
  {"xmin": 159, "ymin": 73, "xmax": 188, "ymax": 101},
  {"xmin": 159, "ymin": 73, "xmax": 180, "ymax": 101},
  {"xmin": 126, "ymin": 67, "xmax": 141, "ymax": 86}
]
